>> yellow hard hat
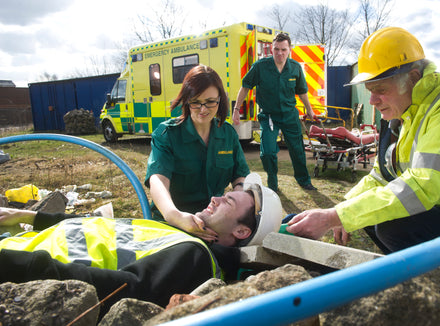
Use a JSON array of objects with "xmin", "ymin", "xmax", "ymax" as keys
[{"xmin": 348, "ymin": 27, "xmax": 425, "ymax": 85}]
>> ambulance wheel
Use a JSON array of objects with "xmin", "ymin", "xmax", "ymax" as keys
[
  {"xmin": 313, "ymin": 166, "xmax": 319, "ymax": 177},
  {"xmin": 103, "ymin": 121, "xmax": 118, "ymax": 143}
]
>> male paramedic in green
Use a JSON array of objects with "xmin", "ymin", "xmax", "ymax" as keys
[{"xmin": 233, "ymin": 33, "xmax": 316, "ymax": 192}]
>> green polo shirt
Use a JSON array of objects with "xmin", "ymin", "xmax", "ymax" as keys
[
  {"xmin": 145, "ymin": 117, "xmax": 250, "ymax": 220},
  {"xmin": 242, "ymin": 57, "xmax": 308, "ymax": 114}
]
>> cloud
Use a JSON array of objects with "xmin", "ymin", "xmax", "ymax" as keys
[
  {"xmin": 0, "ymin": 31, "xmax": 38, "ymax": 54},
  {"xmin": 0, "ymin": 0, "xmax": 72, "ymax": 26},
  {"xmin": 0, "ymin": 25, "xmax": 62, "ymax": 57}
]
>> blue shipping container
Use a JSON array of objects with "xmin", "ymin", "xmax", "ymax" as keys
[
  {"xmin": 28, "ymin": 73, "xmax": 119, "ymax": 131},
  {"xmin": 327, "ymin": 65, "xmax": 352, "ymax": 120}
]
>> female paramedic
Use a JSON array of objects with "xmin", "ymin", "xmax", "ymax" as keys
[{"xmin": 145, "ymin": 65, "xmax": 250, "ymax": 242}]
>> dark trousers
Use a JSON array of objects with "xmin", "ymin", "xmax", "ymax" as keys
[
  {"xmin": 364, "ymin": 206, "xmax": 440, "ymax": 254},
  {"xmin": 0, "ymin": 242, "xmax": 214, "ymax": 319},
  {"xmin": 259, "ymin": 112, "xmax": 311, "ymax": 191}
]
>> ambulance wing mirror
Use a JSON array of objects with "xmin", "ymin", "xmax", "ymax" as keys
[{"xmin": 106, "ymin": 93, "xmax": 114, "ymax": 107}]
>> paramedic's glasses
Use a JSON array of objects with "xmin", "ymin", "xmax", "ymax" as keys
[{"xmin": 189, "ymin": 99, "xmax": 219, "ymax": 110}]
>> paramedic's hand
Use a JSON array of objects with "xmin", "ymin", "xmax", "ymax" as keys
[
  {"xmin": 169, "ymin": 211, "xmax": 218, "ymax": 242},
  {"xmin": 301, "ymin": 114, "xmax": 318, "ymax": 122},
  {"xmin": 307, "ymin": 112, "xmax": 319, "ymax": 122},
  {"xmin": 232, "ymin": 108, "xmax": 240, "ymax": 125},
  {"xmin": 0, "ymin": 207, "xmax": 37, "ymax": 226},
  {"xmin": 285, "ymin": 208, "xmax": 342, "ymax": 240},
  {"xmin": 333, "ymin": 226, "xmax": 350, "ymax": 246}
]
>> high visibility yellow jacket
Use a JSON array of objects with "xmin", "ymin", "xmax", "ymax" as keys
[
  {"xmin": 336, "ymin": 63, "xmax": 440, "ymax": 232},
  {"xmin": 0, "ymin": 216, "xmax": 219, "ymax": 277}
]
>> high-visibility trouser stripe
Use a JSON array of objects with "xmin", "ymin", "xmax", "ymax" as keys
[
  {"xmin": 114, "ymin": 219, "xmax": 193, "ymax": 270},
  {"xmin": 65, "ymin": 220, "xmax": 92, "ymax": 266},
  {"xmin": 387, "ymin": 178, "xmax": 426, "ymax": 215}
]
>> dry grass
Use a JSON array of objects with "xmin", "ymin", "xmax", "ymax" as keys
[{"xmin": 0, "ymin": 128, "xmax": 380, "ymax": 253}]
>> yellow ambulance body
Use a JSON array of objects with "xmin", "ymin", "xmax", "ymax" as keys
[{"xmin": 99, "ymin": 22, "xmax": 326, "ymax": 142}]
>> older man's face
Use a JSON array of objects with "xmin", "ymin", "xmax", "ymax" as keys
[
  {"xmin": 366, "ymin": 76, "xmax": 413, "ymax": 121},
  {"xmin": 196, "ymin": 191, "xmax": 254, "ymax": 239}
]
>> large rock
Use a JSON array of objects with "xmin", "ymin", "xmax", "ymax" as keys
[
  {"xmin": 144, "ymin": 264, "xmax": 318, "ymax": 326},
  {"xmin": 190, "ymin": 278, "xmax": 226, "ymax": 296},
  {"xmin": 0, "ymin": 279, "xmax": 99, "ymax": 326},
  {"xmin": 27, "ymin": 190, "xmax": 68, "ymax": 213},
  {"xmin": 98, "ymin": 299, "xmax": 163, "ymax": 326},
  {"xmin": 321, "ymin": 267, "xmax": 440, "ymax": 325}
]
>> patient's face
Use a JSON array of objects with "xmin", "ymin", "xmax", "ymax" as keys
[{"xmin": 196, "ymin": 191, "xmax": 254, "ymax": 236}]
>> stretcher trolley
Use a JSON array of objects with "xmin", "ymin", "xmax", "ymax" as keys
[{"xmin": 303, "ymin": 118, "xmax": 379, "ymax": 182}]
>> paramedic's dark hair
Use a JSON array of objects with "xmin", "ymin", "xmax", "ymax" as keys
[
  {"xmin": 171, "ymin": 65, "xmax": 228, "ymax": 126},
  {"xmin": 273, "ymin": 33, "xmax": 291, "ymax": 47}
]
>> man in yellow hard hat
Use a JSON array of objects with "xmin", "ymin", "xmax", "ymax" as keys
[{"xmin": 286, "ymin": 27, "xmax": 440, "ymax": 254}]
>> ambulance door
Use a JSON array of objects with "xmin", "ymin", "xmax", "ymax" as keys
[
  {"xmin": 117, "ymin": 79, "xmax": 134, "ymax": 133},
  {"xmin": 147, "ymin": 61, "xmax": 168, "ymax": 133}
]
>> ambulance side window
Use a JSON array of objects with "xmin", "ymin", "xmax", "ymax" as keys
[
  {"xmin": 172, "ymin": 54, "xmax": 199, "ymax": 84},
  {"xmin": 149, "ymin": 64, "xmax": 162, "ymax": 96},
  {"xmin": 112, "ymin": 80, "xmax": 127, "ymax": 103}
]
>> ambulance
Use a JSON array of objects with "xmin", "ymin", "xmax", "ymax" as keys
[{"xmin": 99, "ymin": 22, "xmax": 326, "ymax": 142}]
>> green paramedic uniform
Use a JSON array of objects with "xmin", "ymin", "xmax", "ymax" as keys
[
  {"xmin": 242, "ymin": 56, "xmax": 311, "ymax": 191},
  {"xmin": 145, "ymin": 117, "xmax": 250, "ymax": 220}
]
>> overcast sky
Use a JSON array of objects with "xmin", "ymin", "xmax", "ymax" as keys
[{"xmin": 1, "ymin": 0, "xmax": 439, "ymax": 87}]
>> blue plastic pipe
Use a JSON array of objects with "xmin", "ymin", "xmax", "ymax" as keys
[
  {"xmin": 160, "ymin": 236, "xmax": 440, "ymax": 326},
  {"xmin": 0, "ymin": 134, "xmax": 152, "ymax": 220}
]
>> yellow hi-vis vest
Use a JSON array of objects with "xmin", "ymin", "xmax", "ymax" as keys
[
  {"xmin": 0, "ymin": 217, "xmax": 219, "ymax": 277},
  {"xmin": 336, "ymin": 62, "xmax": 440, "ymax": 232}
]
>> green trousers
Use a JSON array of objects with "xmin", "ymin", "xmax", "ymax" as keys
[{"xmin": 259, "ymin": 112, "xmax": 311, "ymax": 191}]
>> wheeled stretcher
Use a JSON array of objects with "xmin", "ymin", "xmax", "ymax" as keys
[{"xmin": 304, "ymin": 120, "xmax": 379, "ymax": 182}]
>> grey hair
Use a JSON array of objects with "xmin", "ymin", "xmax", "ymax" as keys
[{"xmin": 394, "ymin": 59, "xmax": 430, "ymax": 94}]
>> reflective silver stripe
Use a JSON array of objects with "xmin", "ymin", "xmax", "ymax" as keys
[
  {"xmin": 412, "ymin": 152, "xmax": 440, "ymax": 171},
  {"xmin": 63, "ymin": 218, "xmax": 210, "ymax": 271},
  {"xmin": 64, "ymin": 219, "xmax": 92, "ymax": 266},
  {"xmin": 114, "ymin": 219, "xmax": 192, "ymax": 270},
  {"xmin": 115, "ymin": 219, "xmax": 136, "ymax": 269},
  {"xmin": 400, "ymin": 161, "xmax": 410, "ymax": 171},
  {"xmin": 370, "ymin": 169, "xmax": 388, "ymax": 186},
  {"xmin": 387, "ymin": 178, "xmax": 426, "ymax": 215},
  {"xmin": 410, "ymin": 93, "xmax": 440, "ymax": 164}
]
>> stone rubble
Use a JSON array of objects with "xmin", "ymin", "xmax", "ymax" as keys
[
  {"xmin": 2, "ymin": 265, "xmax": 440, "ymax": 325},
  {"xmin": 1, "ymin": 191, "xmax": 440, "ymax": 325}
]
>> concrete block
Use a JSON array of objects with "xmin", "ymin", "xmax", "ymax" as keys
[
  {"xmin": 262, "ymin": 232, "xmax": 383, "ymax": 270},
  {"xmin": 240, "ymin": 245, "xmax": 303, "ymax": 269}
]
